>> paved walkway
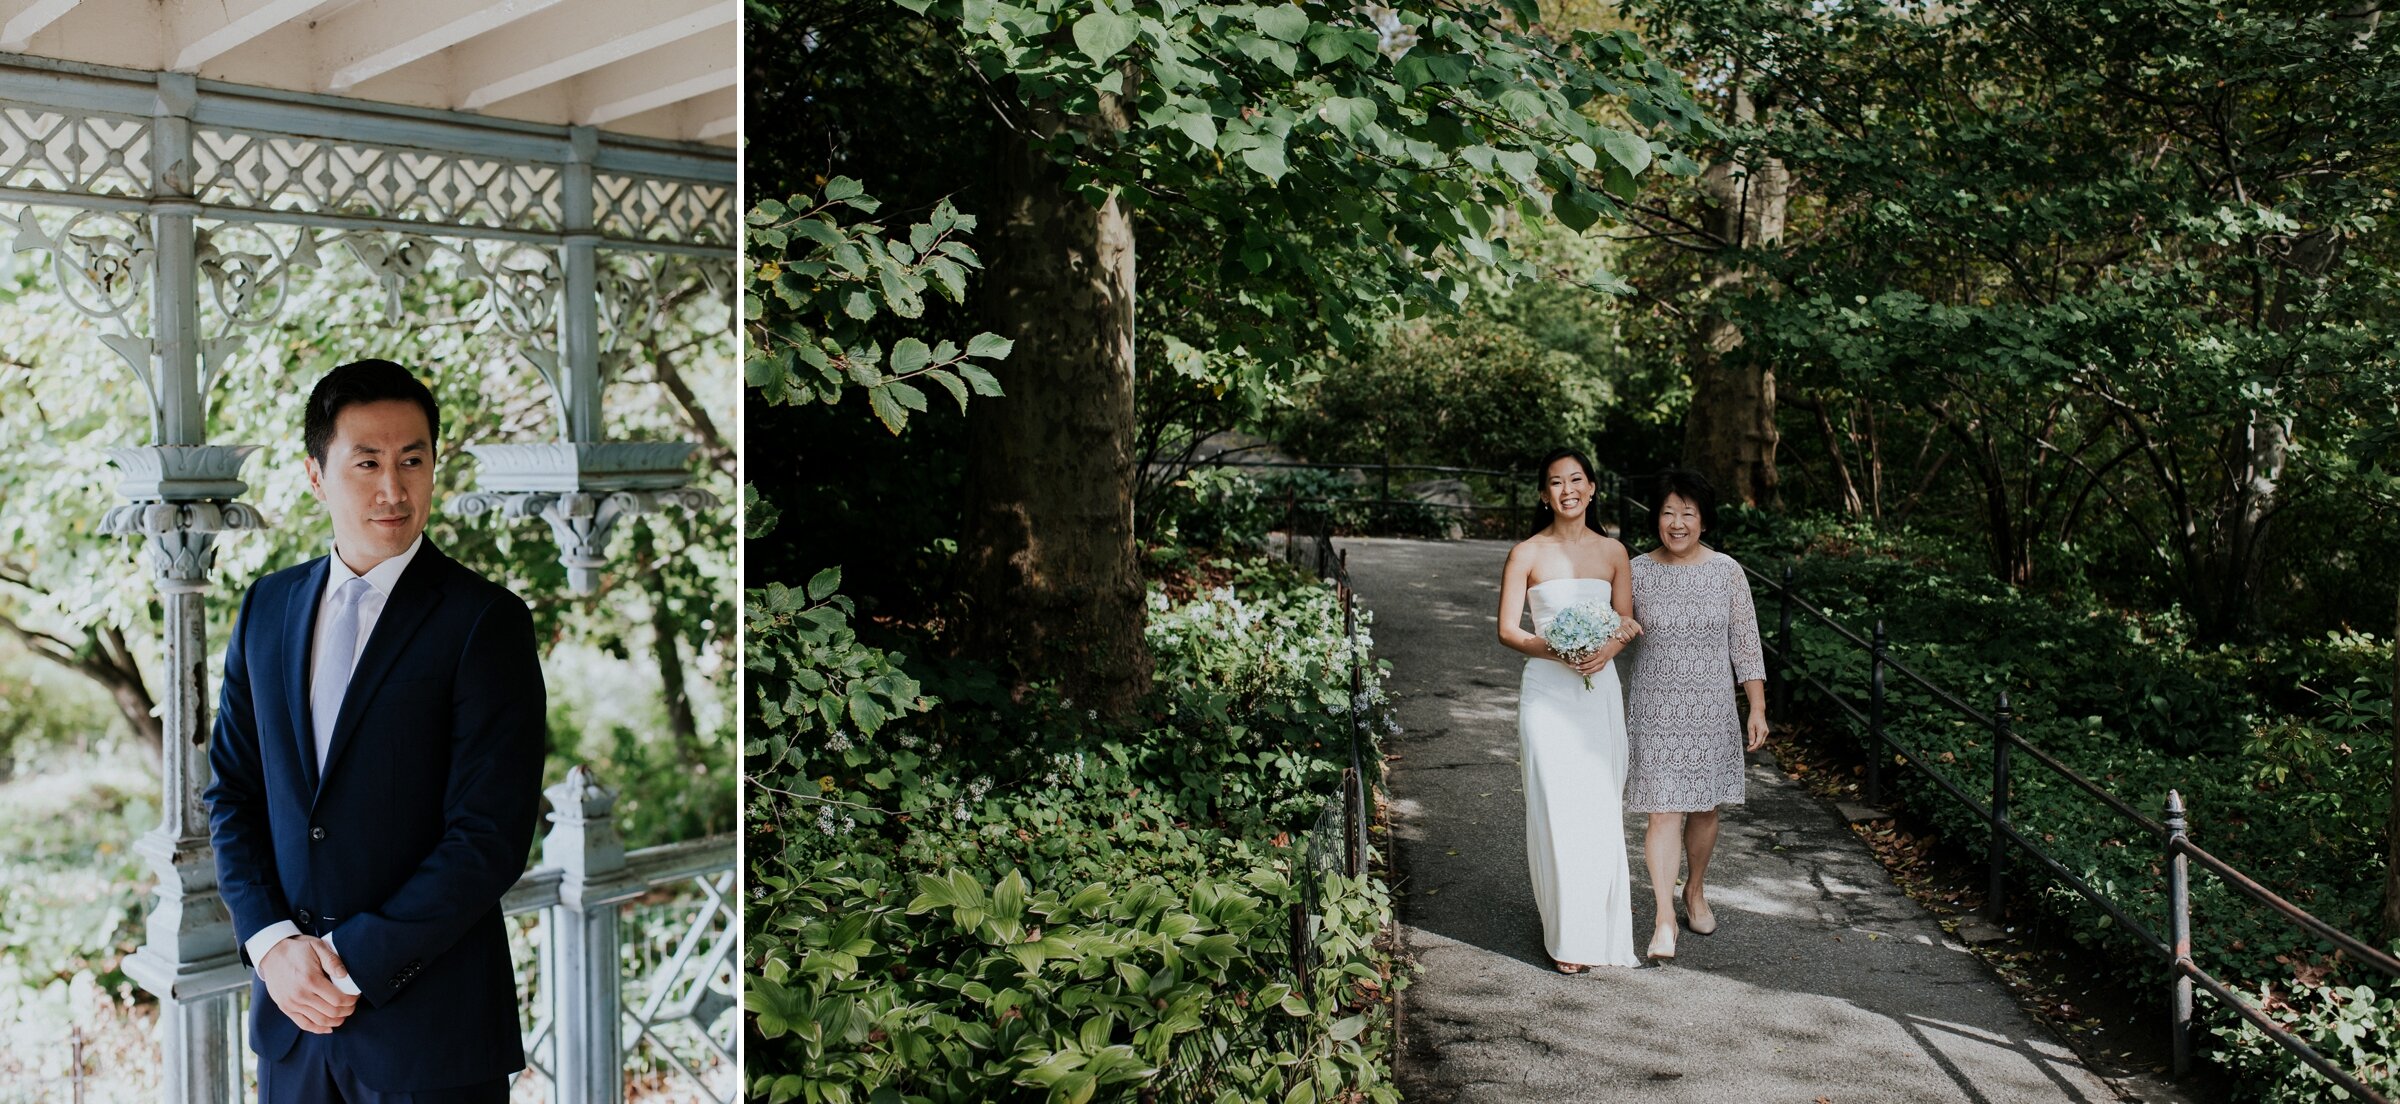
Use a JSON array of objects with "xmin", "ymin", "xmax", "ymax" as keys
[{"xmin": 1344, "ymin": 537, "xmax": 2158, "ymax": 1104}]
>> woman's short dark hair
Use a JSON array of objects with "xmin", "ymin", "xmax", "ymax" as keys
[
  {"xmin": 1530, "ymin": 448, "xmax": 1601, "ymax": 537},
  {"xmin": 1648, "ymin": 467, "xmax": 1718, "ymax": 536},
  {"xmin": 305, "ymin": 359, "xmax": 440, "ymax": 465}
]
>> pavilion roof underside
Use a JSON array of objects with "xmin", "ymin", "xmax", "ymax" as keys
[{"xmin": 0, "ymin": 0, "xmax": 735, "ymax": 146}]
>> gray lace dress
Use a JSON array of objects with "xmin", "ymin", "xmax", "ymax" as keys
[{"xmin": 1622, "ymin": 549, "xmax": 1767, "ymax": 812}]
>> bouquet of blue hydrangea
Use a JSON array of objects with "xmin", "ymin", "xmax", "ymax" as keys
[{"xmin": 1545, "ymin": 601, "xmax": 1622, "ymax": 690}]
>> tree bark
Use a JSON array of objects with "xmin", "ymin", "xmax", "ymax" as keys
[
  {"xmin": 1681, "ymin": 83, "xmax": 1788, "ymax": 507},
  {"xmin": 649, "ymin": 588, "xmax": 701, "ymax": 766},
  {"xmin": 961, "ymin": 100, "xmax": 1151, "ymax": 715}
]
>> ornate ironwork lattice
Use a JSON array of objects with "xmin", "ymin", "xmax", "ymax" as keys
[
  {"xmin": 0, "ymin": 105, "xmax": 149, "ymax": 196},
  {"xmin": 594, "ymin": 174, "xmax": 732, "ymax": 247},
  {"xmin": 196, "ymin": 128, "xmax": 566, "ymax": 234}
]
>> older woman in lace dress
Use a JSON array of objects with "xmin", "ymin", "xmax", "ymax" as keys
[{"xmin": 1621, "ymin": 467, "xmax": 1768, "ymax": 960}]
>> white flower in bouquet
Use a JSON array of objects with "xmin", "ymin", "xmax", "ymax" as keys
[{"xmin": 1545, "ymin": 601, "xmax": 1622, "ymax": 690}]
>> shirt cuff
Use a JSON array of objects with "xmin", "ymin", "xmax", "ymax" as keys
[
  {"xmin": 245, "ymin": 921, "xmax": 301, "ymax": 970},
  {"xmin": 324, "ymin": 933, "xmax": 362, "ymax": 996},
  {"xmin": 245, "ymin": 922, "xmax": 363, "ymax": 996}
]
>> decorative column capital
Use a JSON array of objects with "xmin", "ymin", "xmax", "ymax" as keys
[
  {"xmin": 542, "ymin": 765, "xmax": 644, "ymax": 909},
  {"xmin": 100, "ymin": 445, "xmax": 270, "ymax": 591},
  {"xmin": 451, "ymin": 442, "xmax": 721, "ymax": 596}
]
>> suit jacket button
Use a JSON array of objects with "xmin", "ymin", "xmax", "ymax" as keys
[
  {"xmin": 310, "ymin": 826, "xmax": 326, "ymax": 841},
  {"xmin": 295, "ymin": 909, "xmax": 313, "ymax": 926}
]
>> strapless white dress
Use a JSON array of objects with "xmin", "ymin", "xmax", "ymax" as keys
[{"xmin": 1518, "ymin": 577, "xmax": 1639, "ymax": 967}]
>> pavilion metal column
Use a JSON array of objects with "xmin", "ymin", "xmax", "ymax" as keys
[
  {"xmin": 112, "ymin": 73, "xmax": 259, "ymax": 1104},
  {"xmin": 560, "ymin": 125, "xmax": 603, "ymax": 445},
  {"xmin": 542, "ymin": 767, "xmax": 642, "ymax": 1104}
]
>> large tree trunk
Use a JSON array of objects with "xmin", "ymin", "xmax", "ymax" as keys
[
  {"xmin": 960, "ymin": 103, "xmax": 1151, "ymax": 715},
  {"xmin": 1682, "ymin": 84, "xmax": 1788, "ymax": 507}
]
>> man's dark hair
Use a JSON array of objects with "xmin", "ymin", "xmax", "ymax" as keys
[
  {"xmin": 304, "ymin": 359, "xmax": 440, "ymax": 466},
  {"xmin": 1648, "ymin": 466, "xmax": 1719, "ymax": 538}
]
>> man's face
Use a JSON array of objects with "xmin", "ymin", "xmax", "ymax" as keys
[{"xmin": 305, "ymin": 399, "xmax": 435, "ymax": 573}]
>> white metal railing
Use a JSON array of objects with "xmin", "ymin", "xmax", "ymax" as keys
[{"xmin": 506, "ymin": 767, "xmax": 737, "ymax": 1104}]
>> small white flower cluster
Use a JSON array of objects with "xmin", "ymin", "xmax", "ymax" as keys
[
  {"xmin": 814, "ymin": 805, "xmax": 855, "ymax": 836},
  {"xmin": 895, "ymin": 733, "xmax": 919, "ymax": 749},
  {"xmin": 1145, "ymin": 576, "xmax": 1386, "ymax": 706},
  {"xmin": 1041, "ymin": 749, "xmax": 1091, "ymax": 786},
  {"xmin": 824, "ymin": 728, "xmax": 853, "ymax": 752}
]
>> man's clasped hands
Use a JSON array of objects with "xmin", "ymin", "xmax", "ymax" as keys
[{"xmin": 260, "ymin": 935, "xmax": 357, "ymax": 1033}]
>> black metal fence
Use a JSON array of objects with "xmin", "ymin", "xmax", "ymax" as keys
[
  {"xmin": 1741, "ymin": 545, "xmax": 2400, "ymax": 1104},
  {"xmin": 1187, "ymin": 456, "xmax": 1615, "ymax": 538}
]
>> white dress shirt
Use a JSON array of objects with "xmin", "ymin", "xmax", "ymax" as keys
[{"xmin": 243, "ymin": 536, "xmax": 423, "ymax": 993}]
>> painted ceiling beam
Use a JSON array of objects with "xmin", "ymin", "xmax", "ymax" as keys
[
  {"xmin": 172, "ymin": 0, "xmax": 322, "ymax": 72},
  {"xmin": 0, "ymin": 0, "xmax": 80, "ymax": 51},
  {"xmin": 567, "ymin": 30, "xmax": 734, "ymax": 128},
  {"xmin": 323, "ymin": 0, "xmax": 565, "ymax": 92},
  {"xmin": 456, "ymin": 0, "xmax": 731, "ymax": 112}
]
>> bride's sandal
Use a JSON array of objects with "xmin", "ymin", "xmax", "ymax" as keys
[
  {"xmin": 1647, "ymin": 926, "xmax": 1676, "ymax": 961},
  {"xmin": 1553, "ymin": 959, "xmax": 1589, "ymax": 975}
]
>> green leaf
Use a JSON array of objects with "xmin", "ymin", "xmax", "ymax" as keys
[
  {"xmin": 1253, "ymin": 4, "xmax": 1309, "ymax": 43},
  {"xmin": 926, "ymin": 368, "xmax": 970, "ymax": 411},
  {"xmin": 1242, "ymin": 136, "xmax": 1290, "ymax": 183},
  {"xmin": 1072, "ymin": 8, "xmax": 1139, "ymax": 65},
  {"xmin": 867, "ymin": 386, "xmax": 908, "ymax": 434},
  {"xmin": 890, "ymin": 337, "xmax": 933, "ymax": 375},
  {"xmin": 1596, "ymin": 128, "xmax": 1652, "ymax": 175},
  {"xmin": 806, "ymin": 567, "xmax": 843, "ymax": 601},
  {"xmin": 1329, "ymin": 1014, "xmax": 1366, "ymax": 1041},
  {"xmin": 966, "ymin": 332, "xmax": 1015, "ymax": 359},
  {"xmin": 823, "ymin": 176, "xmax": 864, "ymax": 202},
  {"xmin": 1175, "ymin": 111, "xmax": 1219, "ymax": 152},
  {"xmin": 1492, "ymin": 148, "xmax": 1537, "ymax": 182},
  {"xmin": 887, "ymin": 380, "xmax": 928, "ymax": 412},
  {"xmin": 957, "ymin": 363, "xmax": 1005, "ymax": 396}
]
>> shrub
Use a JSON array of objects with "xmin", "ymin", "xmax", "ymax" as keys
[{"xmin": 746, "ymin": 555, "xmax": 1401, "ymax": 1103}]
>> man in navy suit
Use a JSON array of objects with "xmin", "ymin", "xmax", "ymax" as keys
[{"xmin": 206, "ymin": 359, "xmax": 546, "ymax": 1102}]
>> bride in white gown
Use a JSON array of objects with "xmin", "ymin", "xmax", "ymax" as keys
[{"xmin": 1496, "ymin": 449, "xmax": 1644, "ymax": 972}]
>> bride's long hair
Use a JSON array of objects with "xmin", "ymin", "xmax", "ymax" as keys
[{"xmin": 1528, "ymin": 448, "xmax": 1602, "ymax": 538}]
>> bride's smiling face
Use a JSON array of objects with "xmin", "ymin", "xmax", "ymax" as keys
[
  {"xmin": 1657, "ymin": 493, "xmax": 1703, "ymax": 554},
  {"xmin": 1544, "ymin": 457, "xmax": 1592, "ymax": 522}
]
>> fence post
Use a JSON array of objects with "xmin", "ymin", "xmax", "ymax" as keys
[
  {"xmin": 1985, "ymin": 692, "xmax": 2012, "ymax": 926},
  {"xmin": 71, "ymin": 1025, "xmax": 84, "ymax": 1104},
  {"xmin": 1868, "ymin": 619, "xmax": 1887, "ymax": 808},
  {"xmin": 543, "ymin": 766, "xmax": 644, "ymax": 1104},
  {"xmin": 1290, "ymin": 900, "xmax": 1311, "ymax": 1001},
  {"xmin": 1777, "ymin": 563, "xmax": 1796, "ymax": 715},
  {"xmin": 1284, "ymin": 490, "xmax": 1297, "ymax": 566},
  {"xmin": 2166, "ymin": 790, "xmax": 2193, "ymax": 1077}
]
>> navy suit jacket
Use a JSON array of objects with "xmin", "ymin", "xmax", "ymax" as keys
[{"xmin": 204, "ymin": 542, "xmax": 546, "ymax": 1092}]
